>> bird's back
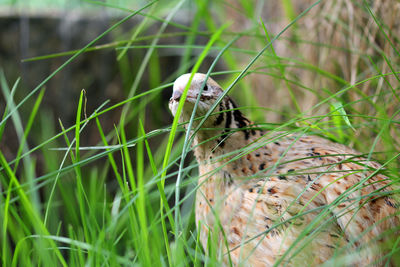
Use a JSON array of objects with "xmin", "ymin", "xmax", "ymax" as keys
[{"xmin": 196, "ymin": 132, "xmax": 398, "ymax": 266}]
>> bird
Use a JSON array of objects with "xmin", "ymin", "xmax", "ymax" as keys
[{"xmin": 168, "ymin": 73, "xmax": 399, "ymax": 266}]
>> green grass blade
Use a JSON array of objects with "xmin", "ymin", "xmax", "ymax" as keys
[
  {"xmin": 0, "ymin": 72, "xmax": 20, "ymax": 141},
  {"xmin": 13, "ymin": 87, "xmax": 45, "ymax": 172},
  {"xmin": 0, "ymin": 151, "xmax": 68, "ymax": 266},
  {"xmin": 260, "ymin": 17, "xmax": 301, "ymax": 113},
  {"xmin": 74, "ymin": 89, "xmax": 90, "ymax": 243}
]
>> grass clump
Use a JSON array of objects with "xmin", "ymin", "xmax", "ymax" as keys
[{"xmin": 1, "ymin": 0, "xmax": 399, "ymax": 266}]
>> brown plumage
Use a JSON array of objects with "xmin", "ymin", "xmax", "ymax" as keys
[{"xmin": 169, "ymin": 73, "xmax": 399, "ymax": 266}]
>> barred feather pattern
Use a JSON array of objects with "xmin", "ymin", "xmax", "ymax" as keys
[{"xmin": 169, "ymin": 73, "xmax": 399, "ymax": 266}]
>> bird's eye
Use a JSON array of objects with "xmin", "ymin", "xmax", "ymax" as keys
[{"xmin": 204, "ymin": 84, "xmax": 209, "ymax": 91}]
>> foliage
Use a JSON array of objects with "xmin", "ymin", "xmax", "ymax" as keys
[{"xmin": 1, "ymin": 0, "xmax": 399, "ymax": 266}]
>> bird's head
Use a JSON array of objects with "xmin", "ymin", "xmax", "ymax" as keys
[{"xmin": 169, "ymin": 73, "xmax": 224, "ymax": 125}]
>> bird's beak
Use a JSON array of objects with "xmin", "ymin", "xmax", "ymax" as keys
[{"xmin": 170, "ymin": 89, "xmax": 183, "ymax": 101}]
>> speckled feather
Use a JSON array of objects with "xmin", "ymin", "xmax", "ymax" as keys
[{"xmin": 169, "ymin": 73, "xmax": 398, "ymax": 266}]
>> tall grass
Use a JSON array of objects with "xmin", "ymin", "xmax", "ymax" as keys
[{"xmin": 1, "ymin": 0, "xmax": 399, "ymax": 266}]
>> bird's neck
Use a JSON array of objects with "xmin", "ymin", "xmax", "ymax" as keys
[{"xmin": 191, "ymin": 97, "xmax": 256, "ymax": 163}]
